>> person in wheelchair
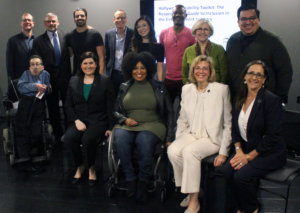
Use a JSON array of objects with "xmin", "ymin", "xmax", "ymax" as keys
[
  {"xmin": 113, "ymin": 52, "xmax": 174, "ymax": 200},
  {"xmin": 167, "ymin": 55, "xmax": 232, "ymax": 213},
  {"xmin": 64, "ymin": 51, "xmax": 115, "ymax": 186},
  {"xmin": 15, "ymin": 55, "xmax": 51, "ymax": 171}
]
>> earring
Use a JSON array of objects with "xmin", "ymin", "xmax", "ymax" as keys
[
  {"xmin": 262, "ymin": 83, "xmax": 264, "ymax": 88},
  {"xmin": 244, "ymin": 80, "xmax": 247, "ymax": 84}
]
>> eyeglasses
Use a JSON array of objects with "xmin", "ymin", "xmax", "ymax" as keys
[
  {"xmin": 45, "ymin": 20, "xmax": 57, "ymax": 23},
  {"xmin": 246, "ymin": 71, "xmax": 265, "ymax": 79},
  {"xmin": 115, "ymin": 17, "xmax": 126, "ymax": 20},
  {"xmin": 194, "ymin": 66, "xmax": 209, "ymax": 72},
  {"xmin": 30, "ymin": 63, "xmax": 42, "ymax": 67},
  {"xmin": 22, "ymin": 18, "xmax": 33, "ymax": 22},
  {"xmin": 239, "ymin": 16, "xmax": 257, "ymax": 22},
  {"xmin": 75, "ymin": 14, "xmax": 86, "ymax": 18},
  {"xmin": 197, "ymin": 27, "xmax": 210, "ymax": 32}
]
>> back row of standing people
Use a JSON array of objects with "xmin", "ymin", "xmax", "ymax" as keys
[{"xmin": 6, "ymin": 4, "xmax": 293, "ymax": 143}]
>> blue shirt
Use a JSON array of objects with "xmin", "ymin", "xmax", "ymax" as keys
[
  {"xmin": 21, "ymin": 32, "xmax": 34, "ymax": 51},
  {"xmin": 18, "ymin": 70, "xmax": 51, "ymax": 97},
  {"xmin": 113, "ymin": 27, "xmax": 127, "ymax": 71}
]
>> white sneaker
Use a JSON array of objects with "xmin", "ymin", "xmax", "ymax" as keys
[{"xmin": 180, "ymin": 195, "xmax": 190, "ymax": 207}]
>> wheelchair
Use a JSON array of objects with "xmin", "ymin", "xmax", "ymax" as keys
[
  {"xmin": 1, "ymin": 79, "xmax": 53, "ymax": 166},
  {"xmin": 106, "ymin": 128, "xmax": 173, "ymax": 202}
]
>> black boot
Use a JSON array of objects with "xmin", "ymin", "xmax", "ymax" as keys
[
  {"xmin": 136, "ymin": 180, "xmax": 148, "ymax": 202},
  {"xmin": 127, "ymin": 180, "xmax": 137, "ymax": 198}
]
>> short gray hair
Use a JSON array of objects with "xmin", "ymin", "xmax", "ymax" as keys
[{"xmin": 191, "ymin": 19, "xmax": 214, "ymax": 36}]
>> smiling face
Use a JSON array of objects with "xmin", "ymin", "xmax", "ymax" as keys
[
  {"xmin": 113, "ymin": 10, "xmax": 127, "ymax": 30},
  {"xmin": 195, "ymin": 22, "xmax": 211, "ymax": 43},
  {"xmin": 29, "ymin": 58, "xmax": 44, "ymax": 76},
  {"xmin": 244, "ymin": 64, "xmax": 266, "ymax": 91},
  {"xmin": 238, "ymin": 9, "xmax": 260, "ymax": 36},
  {"xmin": 193, "ymin": 61, "xmax": 210, "ymax": 84},
  {"xmin": 81, "ymin": 58, "xmax": 96, "ymax": 76},
  {"xmin": 74, "ymin": 10, "xmax": 87, "ymax": 27},
  {"xmin": 44, "ymin": 15, "xmax": 59, "ymax": 32},
  {"xmin": 136, "ymin": 19, "xmax": 150, "ymax": 39},
  {"xmin": 132, "ymin": 62, "xmax": 147, "ymax": 82},
  {"xmin": 21, "ymin": 14, "xmax": 34, "ymax": 33},
  {"xmin": 172, "ymin": 6, "xmax": 186, "ymax": 27}
]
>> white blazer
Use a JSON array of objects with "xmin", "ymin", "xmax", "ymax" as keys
[{"xmin": 176, "ymin": 82, "xmax": 232, "ymax": 156}]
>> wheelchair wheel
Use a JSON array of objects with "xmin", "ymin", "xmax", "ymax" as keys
[
  {"xmin": 2, "ymin": 128, "xmax": 9, "ymax": 155},
  {"xmin": 160, "ymin": 188, "xmax": 167, "ymax": 203},
  {"xmin": 46, "ymin": 149, "xmax": 52, "ymax": 161},
  {"xmin": 9, "ymin": 154, "xmax": 15, "ymax": 166},
  {"xmin": 107, "ymin": 180, "xmax": 115, "ymax": 198}
]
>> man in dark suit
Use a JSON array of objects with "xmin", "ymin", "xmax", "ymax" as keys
[
  {"xmin": 6, "ymin": 13, "xmax": 35, "ymax": 80},
  {"xmin": 105, "ymin": 9, "xmax": 133, "ymax": 93},
  {"xmin": 32, "ymin": 13, "xmax": 71, "ymax": 143}
]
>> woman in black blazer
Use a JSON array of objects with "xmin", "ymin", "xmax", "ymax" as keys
[
  {"xmin": 221, "ymin": 60, "xmax": 286, "ymax": 213},
  {"xmin": 64, "ymin": 51, "xmax": 115, "ymax": 186}
]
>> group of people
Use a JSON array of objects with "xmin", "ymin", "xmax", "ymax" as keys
[{"xmin": 6, "ymin": 2, "xmax": 293, "ymax": 213}]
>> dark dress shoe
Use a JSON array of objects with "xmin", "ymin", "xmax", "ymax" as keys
[
  {"xmin": 88, "ymin": 179, "xmax": 97, "ymax": 186},
  {"xmin": 71, "ymin": 177, "xmax": 82, "ymax": 184},
  {"xmin": 126, "ymin": 180, "xmax": 137, "ymax": 198},
  {"xmin": 136, "ymin": 180, "xmax": 148, "ymax": 202}
]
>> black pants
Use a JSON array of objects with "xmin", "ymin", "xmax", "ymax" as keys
[
  {"xmin": 164, "ymin": 78, "xmax": 183, "ymax": 103},
  {"xmin": 15, "ymin": 96, "xmax": 45, "ymax": 159},
  {"xmin": 110, "ymin": 69, "xmax": 124, "ymax": 95},
  {"xmin": 220, "ymin": 157, "xmax": 270, "ymax": 213},
  {"xmin": 64, "ymin": 122, "xmax": 106, "ymax": 168},
  {"xmin": 46, "ymin": 83, "xmax": 68, "ymax": 141}
]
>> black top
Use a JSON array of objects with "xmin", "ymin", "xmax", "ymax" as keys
[
  {"xmin": 137, "ymin": 43, "xmax": 164, "ymax": 62},
  {"xmin": 65, "ymin": 73, "xmax": 115, "ymax": 129},
  {"xmin": 66, "ymin": 29, "xmax": 104, "ymax": 74}
]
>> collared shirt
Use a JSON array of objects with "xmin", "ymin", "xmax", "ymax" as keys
[
  {"xmin": 114, "ymin": 27, "xmax": 127, "ymax": 71},
  {"xmin": 238, "ymin": 99, "xmax": 255, "ymax": 142},
  {"xmin": 159, "ymin": 26, "xmax": 195, "ymax": 81},
  {"xmin": 47, "ymin": 31, "xmax": 61, "ymax": 52},
  {"xmin": 22, "ymin": 32, "xmax": 34, "ymax": 51}
]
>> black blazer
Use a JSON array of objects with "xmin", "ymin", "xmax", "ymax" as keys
[
  {"xmin": 6, "ymin": 33, "xmax": 33, "ymax": 80},
  {"xmin": 65, "ymin": 74, "xmax": 115, "ymax": 129},
  {"xmin": 232, "ymin": 88, "xmax": 286, "ymax": 170},
  {"xmin": 32, "ymin": 30, "xmax": 71, "ymax": 87},
  {"xmin": 105, "ymin": 27, "xmax": 134, "ymax": 77}
]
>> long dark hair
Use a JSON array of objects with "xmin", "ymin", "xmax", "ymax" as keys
[
  {"xmin": 235, "ymin": 60, "xmax": 269, "ymax": 110},
  {"xmin": 131, "ymin": 15, "xmax": 157, "ymax": 53},
  {"xmin": 76, "ymin": 51, "xmax": 99, "ymax": 77}
]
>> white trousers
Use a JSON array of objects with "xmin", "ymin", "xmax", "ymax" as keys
[{"xmin": 167, "ymin": 134, "xmax": 219, "ymax": 193}]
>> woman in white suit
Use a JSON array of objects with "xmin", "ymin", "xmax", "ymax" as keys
[{"xmin": 167, "ymin": 55, "xmax": 232, "ymax": 213}]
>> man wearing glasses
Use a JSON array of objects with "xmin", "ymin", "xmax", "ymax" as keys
[
  {"xmin": 226, "ymin": 4, "xmax": 293, "ymax": 103},
  {"xmin": 105, "ymin": 9, "xmax": 133, "ymax": 93},
  {"xmin": 66, "ymin": 8, "xmax": 105, "ymax": 75},
  {"xmin": 6, "ymin": 13, "xmax": 35, "ymax": 81},
  {"xmin": 32, "ymin": 13, "xmax": 71, "ymax": 144}
]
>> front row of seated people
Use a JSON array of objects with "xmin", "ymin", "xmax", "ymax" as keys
[
  {"xmin": 13, "ymin": 51, "xmax": 285, "ymax": 213},
  {"xmin": 14, "ymin": 55, "xmax": 50, "ymax": 171}
]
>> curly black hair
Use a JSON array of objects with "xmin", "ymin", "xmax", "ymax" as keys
[{"xmin": 121, "ymin": 51, "xmax": 156, "ymax": 81}]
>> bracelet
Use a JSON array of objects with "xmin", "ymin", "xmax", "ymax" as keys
[
  {"xmin": 235, "ymin": 146, "xmax": 240, "ymax": 150},
  {"xmin": 246, "ymin": 154, "xmax": 251, "ymax": 161}
]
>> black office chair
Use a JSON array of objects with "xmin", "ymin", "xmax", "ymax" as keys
[{"xmin": 259, "ymin": 110, "xmax": 300, "ymax": 213}]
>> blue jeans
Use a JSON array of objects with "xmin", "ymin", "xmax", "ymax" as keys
[{"xmin": 114, "ymin": 128, "xmax": 160, "ymax": 181}]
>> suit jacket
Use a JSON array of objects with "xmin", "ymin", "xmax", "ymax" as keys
[
  {"xmin": 232, "ymin": 88, "xmax": 286, "ymax": 169},
  {"xmin": 176, "ymin": 82, "xmax": 232, "ymax": 156},
  {"xmin": 64, "ymin": 74, "xmax": 115, "ymax": 129},
  {"xmin": 105, "ymin": 27, "xmax": 133, "ymax": 77},
  {"xmin": 32, "ymin": 30, "xmax": 71, "ymax": 87},
  {"xmin": 6, "ymin": 32, "xmax": 33, "ymax": 80}
]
